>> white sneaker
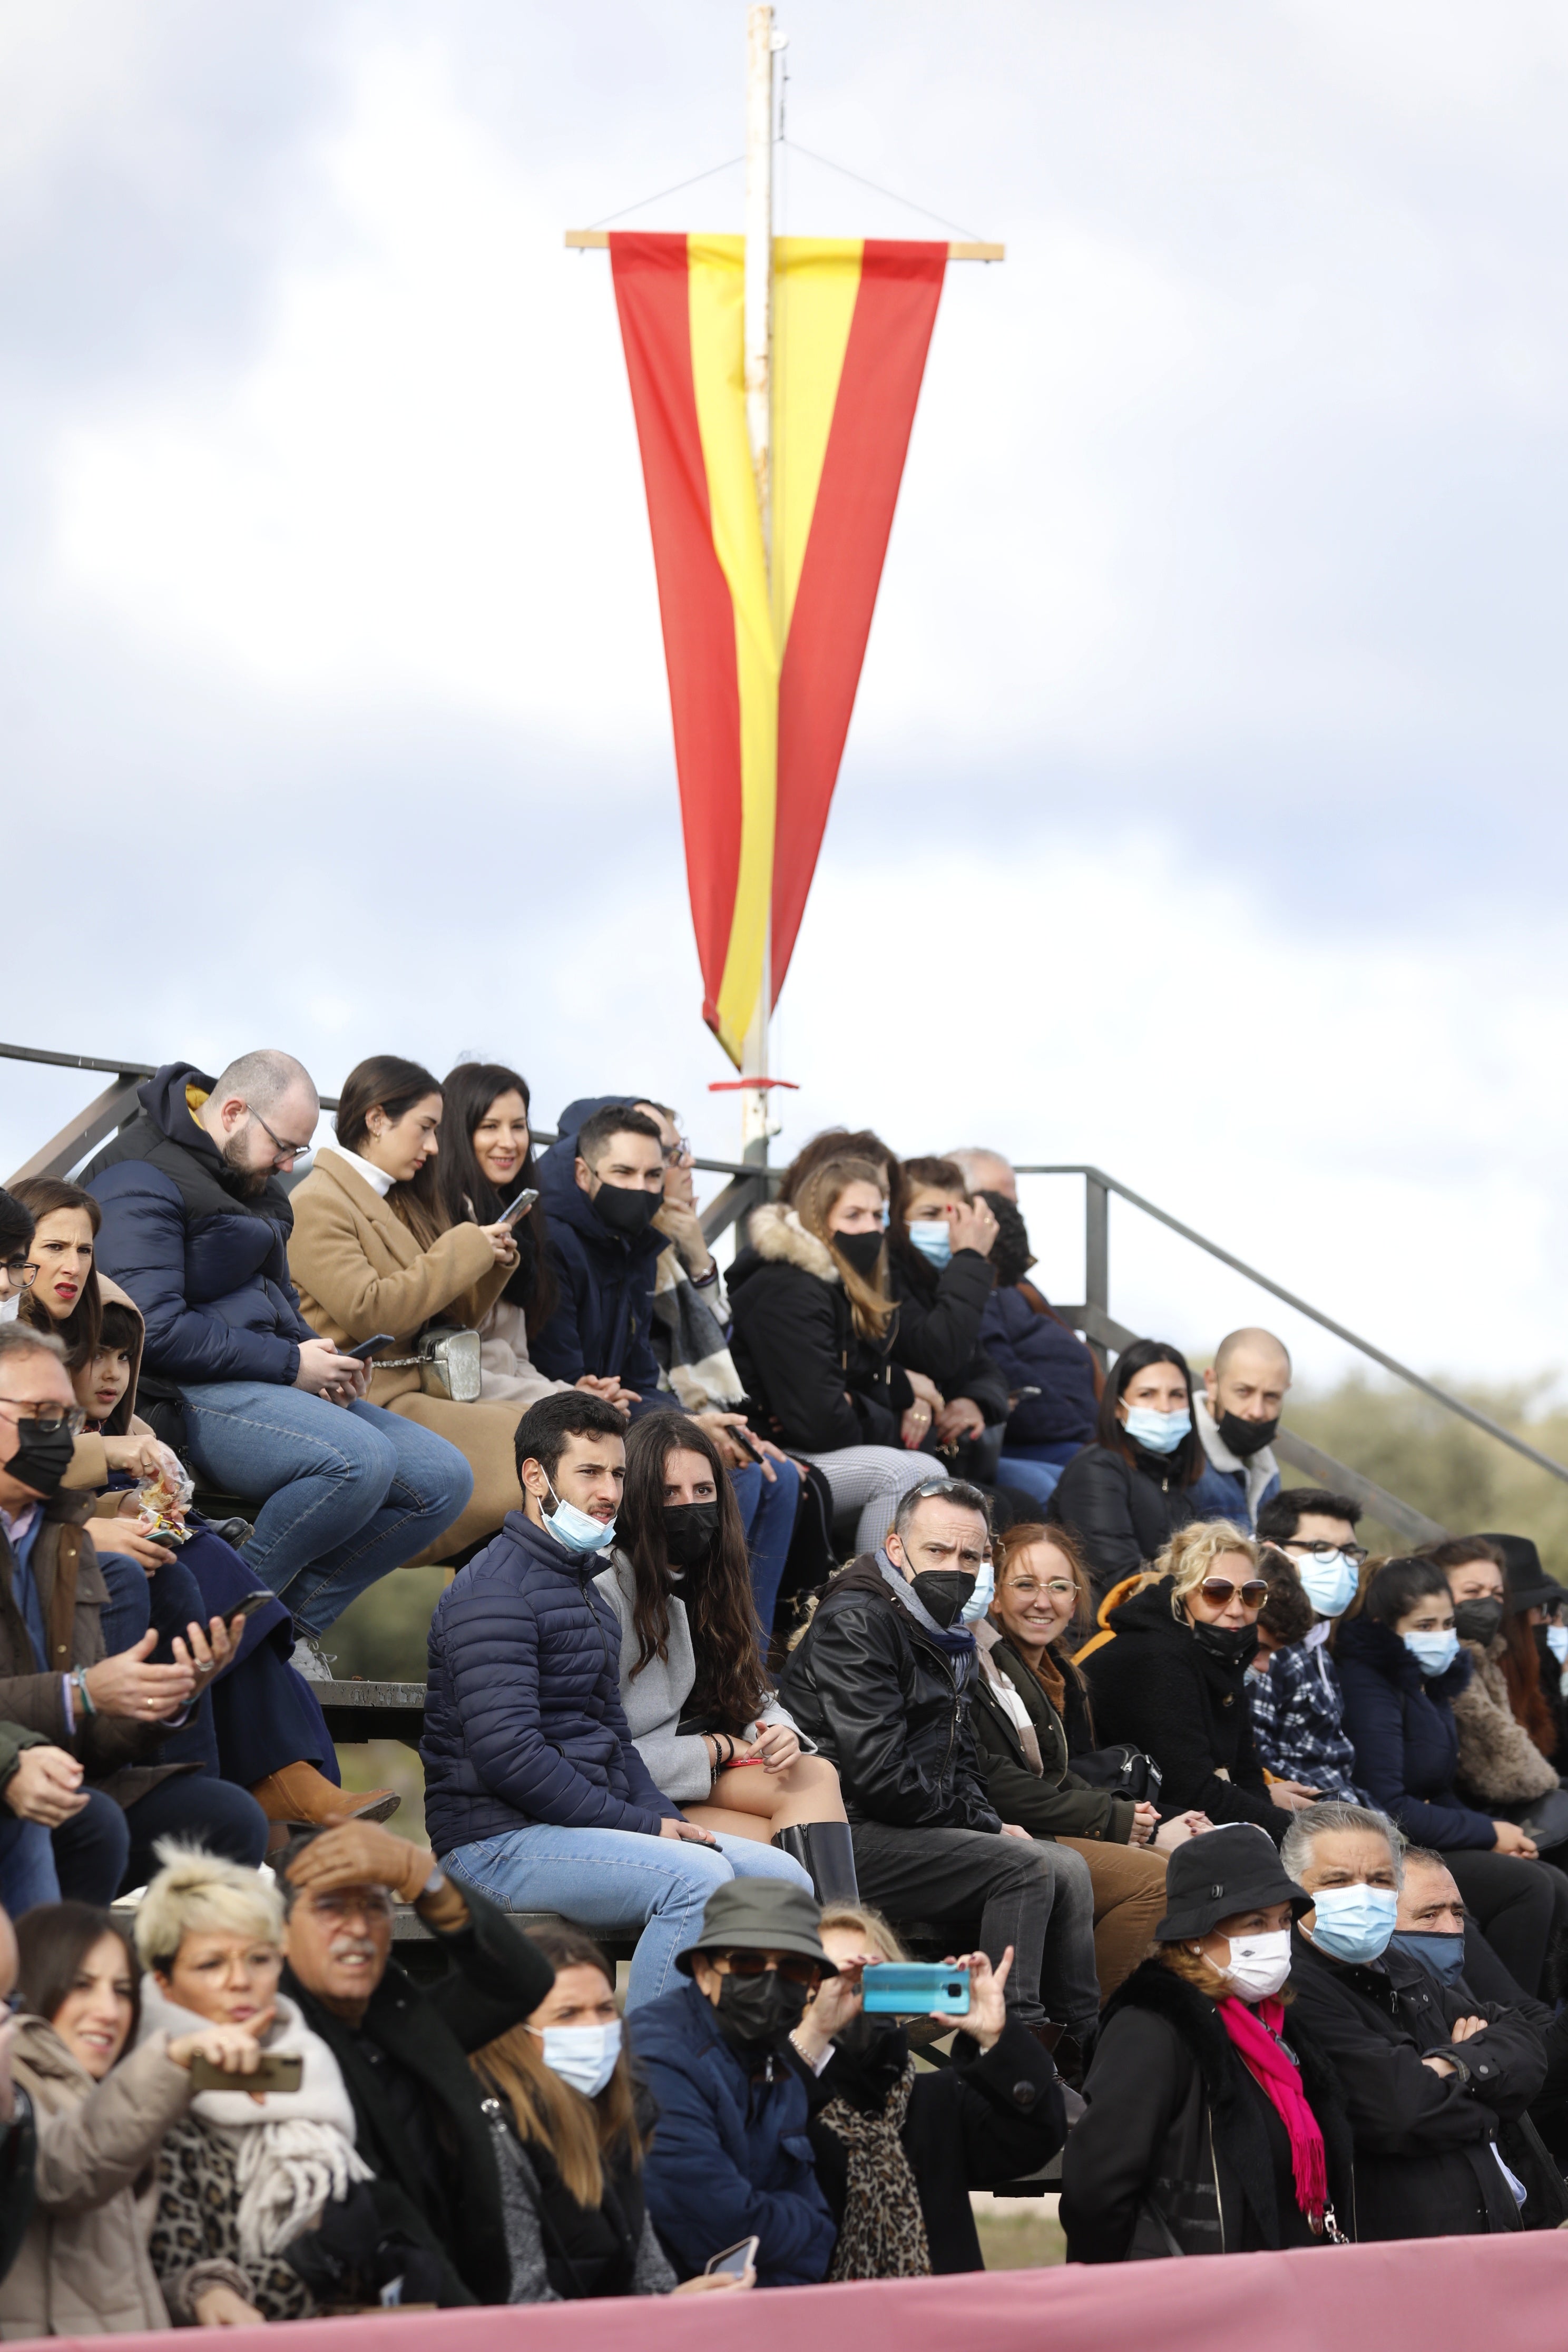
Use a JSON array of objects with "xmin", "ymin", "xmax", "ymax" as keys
[{"xmin": 290, "ymin": 1638, "xmax": 337, "ymax": 1683}]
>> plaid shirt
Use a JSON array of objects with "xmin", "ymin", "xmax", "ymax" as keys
[{"xmin": 1248, "ymin": 1634, "xmax": 1371, "ymax": 1804}]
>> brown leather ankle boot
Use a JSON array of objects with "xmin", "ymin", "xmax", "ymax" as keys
[{"xmin": 248, "ymin": 1763, "xmax": 400, "ymax": 1827}]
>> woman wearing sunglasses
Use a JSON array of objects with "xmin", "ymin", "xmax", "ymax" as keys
[{"xmin": 1078, "ymin": 1523, "xmax": 1299, "ymax": 1843}]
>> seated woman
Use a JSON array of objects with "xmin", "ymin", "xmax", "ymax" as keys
[
  {"xmin": 596, "ymin": 1411, "xmax": 856, "ymax": 1904},
  {"xmin": 1337, "ymin": 1554, "xmax": 1568, "ymax": 1997},
  {"xmin": 472, "ymin": 1923, "xmax": 751, "ymax": 2303},
  {"xmin": 884, "ymin": 1158, "xmax": 1010, "ymax": 1480},
  {"xmin": 1060, "ymin": 1824, "xmax": 1354, "ymax": 2259},
  {"xmin": 728, "ymin": 1157, "xmax": 939, "ymax": 1556},
  {"xmin": 135, "ymin": 1844, "xmax": 468, "ymax": 2319},
  {"xmin": 1046, "ymin": 1338, "xmax": 1204, "ymax": 1598},
  {"xmin": 975, "ymin": 1191, "xmax": 1099, "ymax": 1507},
  {"xmin": 287, "ymin": 1054, "xmax": 528, "ymax": 1564},
  {"xmin": 2, "ymin": 1899, "xmax": 269, "ymax": 2336},
  {"xmin": 972, "ymin": 1522, "xmax": 1179, "ymax": 2000},
  {"xmin": 1426, "ymin": 1536, "xmax": 1565, "ymax": 1844},
  {"xmin": 787, "ymin": 1908, "xmax": 1065, "ymax": 2276},
  {"xmin": 1077, "ymin": 1522, "xmax": 1296, "ymax": 1843}
]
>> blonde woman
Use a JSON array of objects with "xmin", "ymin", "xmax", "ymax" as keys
[
  {"xmin": 728, "ymin": 1158, "xmax": 942, "ymax": 1554},
  {"xmin": 1078, "ymin": 1522, "xmax": 1299, "ymax": 1842}
]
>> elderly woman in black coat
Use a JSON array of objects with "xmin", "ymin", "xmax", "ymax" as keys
[{"xmin": 1061, "ymin": 1825, "xmax": 1355, "ymax": 2259}]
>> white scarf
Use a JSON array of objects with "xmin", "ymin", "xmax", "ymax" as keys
[{"xmin": 138, "ymin": 1977, "xmax": 371, "ymax": 2260}]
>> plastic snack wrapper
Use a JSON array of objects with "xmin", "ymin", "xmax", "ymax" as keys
[{"xmin": 134, "ymin": 1458, "xmax": 194, "ymax": 1545}]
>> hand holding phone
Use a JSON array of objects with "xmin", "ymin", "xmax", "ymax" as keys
[
  {"xmin": 226, "ymin": 1590, "xmax": 278, "ymax": 1629},
  {"xmin": 189, "ymin": 2051, "xmax": 302, "ymax": 2094},
  {"xmin": 499, "ymin": 1188, "xmax": 538, "ymax": 1224},
  {"xmin": 860, "ymin": 1963, "xmax": 971, "ymax": 2016},
  {"xmin": 704, "ymin": 2235, "xmax": 760, "ymax": 2278},
  {"xmin": 345, "ymin": 1334, "xmax": 395, "ymax": 1363}
]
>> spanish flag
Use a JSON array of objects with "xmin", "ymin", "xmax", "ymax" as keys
[{"xmin": 610, "ymin": 233, "xmax": 946, "ymax": 1064}]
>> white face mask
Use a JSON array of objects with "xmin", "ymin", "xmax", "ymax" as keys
[
  {"xmin": 534, "ymin": 2020, "xmax": 622, "ymax": 2099},
  {"xmin": 1217, "ymin": 1928, "xmax": 1292, "ymax": 2002},
  {"xmin": 1547, "ymin": 1626, "xmax": 1568, "ymax": 1668},
  {"xmin": 959, "ymin": 1552, "xmax": 995, "ymax": 1624}
]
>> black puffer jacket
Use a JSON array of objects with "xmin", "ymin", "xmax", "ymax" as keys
[
  {"xmin": 1047, "ymin": 1440, "xmax": 1198, "ymax": 1596},
  {"xmin": 728, "ymin": 1204, "xmax": 912, "ymax": 1453},
  {"xmin": 1286, "ymin": 1927, "xmax": 1545, "ymax": 2241},
  {"xmin": 1061, "ymin": 1959, "xmax": 1355, "ymax": 2260},
  {"xmin": 778, "ymin": 1556, "xmax": 999, "ymax": 1830},
  {"xmin": 1077, "ymin": 1576, "xmax": 1291, "ymax": 1840},
  {"xmin": 885, "ymin": 1241, "xmax": 1008, "ymax": 1419}
]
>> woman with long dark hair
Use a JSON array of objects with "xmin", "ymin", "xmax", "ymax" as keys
[
  {"xmin": 1047, "ymin": 1337, "xmax": 1206, "ymax": 1597},
  {"xmin": 287, "ymin": 1054, "xmax": 524, "ymax": 1563},
  {"xmin": 596, "ymin": 1411, "xmax": 857, "ymax": 1902}
]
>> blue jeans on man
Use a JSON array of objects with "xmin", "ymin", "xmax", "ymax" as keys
[
  {"xmin": 730, "ymin": 1459, "xmax": 802, "ymax": 1635},
  {"xmin": 0, "ymin": 1815, "xmax": 58, "ymax": 1914}
]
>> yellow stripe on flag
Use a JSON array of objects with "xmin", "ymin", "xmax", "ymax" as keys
[
  {"xmin": 686, "ymin": 234, "xmax": 777, "ymax": 1063},
  {"xmin": 772, "ymin": 239, "xmax": 864, "ymax": 650}
]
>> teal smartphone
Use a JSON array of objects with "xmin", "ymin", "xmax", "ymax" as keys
[{"xmin": 861, "ymin": 1963, "xmax": 971, "ymax": 2015}]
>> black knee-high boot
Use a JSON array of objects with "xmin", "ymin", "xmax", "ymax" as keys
[{"xmin": 771, "ymin": 1821, "xmax": 860, "ymax": 1905}]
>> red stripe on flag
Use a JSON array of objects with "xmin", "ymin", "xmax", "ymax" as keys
[
  {"xmin": 610, "ymin": 232, "xmax": 743, "ymax": 1038},
  {"xmin": 772, "ymin": 240, "xmax": 946, "ymax": 1002}
]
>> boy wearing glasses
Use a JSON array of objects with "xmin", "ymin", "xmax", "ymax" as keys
[{"xmin": 1249, "ymin": 1488, "xmax": 1376, "ymax": 1809}]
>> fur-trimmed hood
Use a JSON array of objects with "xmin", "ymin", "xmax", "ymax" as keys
[{"xmin": 740, "ymin": 1201, "xmax": 840, "ymax": 1283}]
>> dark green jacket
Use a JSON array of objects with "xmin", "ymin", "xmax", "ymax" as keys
[
  {"xmin": 970, "ymin": 1622, "xmax": 1138, "ymax": 1844},
  {"xmin": 0, "ymin": 1720, "xmax": 50, "ymax": 1798},
  {"xmin": 282, "ymin": 1884, "xmax": 552, "ymax": 2305}
]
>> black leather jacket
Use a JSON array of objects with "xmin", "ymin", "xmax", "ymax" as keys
[{"xmin": 778, "ymin": 1556, "xmax": 999, "ymax": 1830}]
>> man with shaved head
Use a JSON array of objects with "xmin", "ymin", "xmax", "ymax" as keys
[
  {"xmin": 945, "ymin": 1147, "xmax": 1017, "ymax": 1204},
  {"xmin": 1190, "ymin": 1325, "xmax": 1291, "ymax": 1530},
  {"xmin": 85, "ymin": 1053, "xmax": 473, "ymax": 1652}
]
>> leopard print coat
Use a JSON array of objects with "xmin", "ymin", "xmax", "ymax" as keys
[{"xmin": 149, "ymin": 2114, "xmax": 316, "ymax": 2324}]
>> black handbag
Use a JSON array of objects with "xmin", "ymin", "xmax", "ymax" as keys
[{"xmin": 1071, "ymin": 1743, "xmax": 1164, "ymax": 1805}]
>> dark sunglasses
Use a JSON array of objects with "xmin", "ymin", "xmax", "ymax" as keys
[
  {"xmin": 718, "ymin": 1949, "xmax": 822, "ymax": 1990},
  {"xmin": 1200, "ymin": 1576, "xmax": 1269, "ymax": 1608}
]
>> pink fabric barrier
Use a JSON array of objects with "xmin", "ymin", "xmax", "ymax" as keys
[{"xmin": 21, "ymin": 2231, "xmax": 1568, "ymax": 2352}]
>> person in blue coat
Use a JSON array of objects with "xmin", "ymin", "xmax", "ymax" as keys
[
  {"xmin": 424, "ymin": 1391, "xmax": 809, "ymax": 2011},
  {"xmin": 975, "ymin": 1191, "xmax": 1097, "ymax": 1507},
  {"xmin": 630, "ymin": 1877, "xmax": 838, "ymax": 2286},
  {"xmin": 529, "ymin": 1101, "xmax": 671, "ymax": 1417},
  {"xmin": 1337, "ymin": 1554, "xmax": 1567, "ymax": 1997}
]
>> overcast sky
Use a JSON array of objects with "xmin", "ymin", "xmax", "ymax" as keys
[{"xmin": 2, "ymin": 0, "xmax": 1566, "ymax": 1394}]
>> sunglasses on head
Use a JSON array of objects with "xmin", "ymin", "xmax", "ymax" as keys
[
  {"xmin": 1200, "ymin": 1576, "xmax": 1269, "ymax": 1608},
  {"xmin": 718, "ymin": 1949, "xmax": 822, "ymax": 1990}
]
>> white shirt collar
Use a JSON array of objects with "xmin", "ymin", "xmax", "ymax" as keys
[{"xmin": 327, "ymin": 1144, "xmax": 395, "ymax": 1199}]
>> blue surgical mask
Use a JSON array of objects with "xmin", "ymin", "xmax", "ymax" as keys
[
  {"xmin": 1547, "ymin": 1626, "xmax": 1568, "ymax": 1667},
  {"xmin": 907, "ymin": 1220, "xmax": 952, "ymax": 1269},
  {"xmin": 543, "ymin": 1477, "xmax": 618, "ymax": 1554},
  {"xmin": 1123, "ymin": 1404, "xmax": 1191, "ymax": 1456},
  {"xmin": 959, "ymin": 1552, "xmax": 995, "ymax": 1624},
  {"xmin": 1388, "ymin": 1929, "xmax": 1467, "ymax": 1988},
  {"xmin": 534, "ymin": 2021, "xmax": 621, "ymax": 2099},
  {"xmin": 1295, "ymin": 1550, "xmax": 1359, "ymax": 1619},
  {"xmin": 1403, "ymin": 1628, "xmax": 1460, "ymax": 1677},
  {"xmin": 1307, "ymin": 1881, "xmax": 1398, "ymax": 1965}
]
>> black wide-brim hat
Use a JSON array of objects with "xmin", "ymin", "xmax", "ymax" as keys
[
  {"xmin": 1154, "ymin": 1823, "xmax": 1313, "ymax": 1942},
  {"xmin": 674, "ymin": 1877, "xmax": 838, "ymax": 1976},
  {"xmin": 1478, "ymin": 1532, "xmax": 1564, "ymax": 1616}
]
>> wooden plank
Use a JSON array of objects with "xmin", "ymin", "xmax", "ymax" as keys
[{"xmin": 564, "ymin": 230, "xmax": 1004, "ymax": 260}]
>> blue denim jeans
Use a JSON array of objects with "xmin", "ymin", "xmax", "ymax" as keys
[
  {"xmin": 0, "ymin": 1815, "xmax": 59, "ymax": 1914},
  {"xmin": 730, "ymin": 1460, "xmax": 802, "ymax": 1635},
  {"xmin": 445, "ymin": 1824, "xmax": 811, "ymax": 2010},
  {"xmin": 997, "ymin": 1455, "xmax": 1066, "ymax": 1508},
  {"xmin": 179, "ymin": 1384, "xmax": 473, "ymax": 1633}
]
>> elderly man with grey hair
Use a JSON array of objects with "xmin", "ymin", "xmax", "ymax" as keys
[
  {"xmin": 1281, "ymin": 1799, "xmax": 1546, "ymax": 2239},
  {"xmin": 85, "ymin": 1054, "xmax": 472, "ymax": 1649}
]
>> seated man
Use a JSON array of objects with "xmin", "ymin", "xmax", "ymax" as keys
[
  {"xmin": 1191, "ymin": 1327, "xmax": 1291, "ymax": 1530},
  {"xmin": 1284, "ymin": 1798, "xmax": 1546, "ymax": 2239},
  {"xmin": 278, "ymin": 1819, "xmax": 553, "ymax": 2306},
  {"xmin": 630, "ymin": 1877, "xmax": 837, "ymax": 2286},
  {"xmin": 1249, "ymin": 1488, "xmax": 1374, "ymax": 1806},
  {"xmin": 0, "ymin": 1322, "xmax": 265, "ymax": 1900},
  {"xmin": 0, "ymin": 1725, "xmax": 79, "ymax": 1917},
  {"xmin": 778, "ymin": 1477, "xmax": 1100, "ymax": 2051},
  {"xmin": 422, "ymin": 1391, "xmax": 810, "ymax": 2011},
  {"xmin": 83, "ymin": 1051, "xmax": 472, "ymax": 1646},
  {"xmin": 530, "ymin": 1102, "xmax": 671, "ymax": 1418}
]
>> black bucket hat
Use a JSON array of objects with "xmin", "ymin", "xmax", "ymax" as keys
[
  {"xmin": 1154, "ymin": 1824, "xmax": 1312, "ymax": 1942},
  {"xmin": 675, "ymin": 1877, "xmax": 838, "ymax": 1977},
  {"xmin": 1477, "ymin": 1533, "xmax": 1564, "ymax": 1617}
]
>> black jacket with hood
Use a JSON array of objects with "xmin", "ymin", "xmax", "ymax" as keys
[
  {"xmin": 884, "ymin": 1239, "xmax": 1008, "ymax": 1422},
  {"xmin": 728, "ymin": 1203, "xmax": 913, "ymax": 1454},
  {"xmin": 528, "ymin": 1096, "xmax": 670, "ymax": 1415},
  {"xmin": 1047, "ymin": 1438, "xmax": 1198, "ymax": 1596}
]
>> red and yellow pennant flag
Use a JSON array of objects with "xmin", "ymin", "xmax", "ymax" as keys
[{"xmin": 610, "ymin": 232, "xmax": 946, "ymax": 1063}]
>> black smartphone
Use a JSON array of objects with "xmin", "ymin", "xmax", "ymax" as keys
[
  {"xmin": 499, "ymin": 1188, "xmax": 538, "ymax": 1224},
  {"xmin": 227, "ymin": 1590, "xmax": 277, "ymax": 1625},
  {"xmin": 345, "ymin": 1334, "xmax": 395, "ymax": 1361},
  {"xmin": 727, "ymin": 1424, "xmax": 762, "ymax": 1463},
  {"xmin": 189, "ymin": 2052, "xmax": 302, "ymax": 2094}
]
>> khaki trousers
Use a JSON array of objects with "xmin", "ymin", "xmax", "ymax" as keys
[{"xmin": 1056, "ymin": 1835, "xmax": 1169, "ymax": 2001}]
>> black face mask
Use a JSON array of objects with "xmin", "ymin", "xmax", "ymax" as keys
[
  {"xmin": 831, "ymin": 1229, "xmax": 884, "ymax": 1281},
  {"xmin": 662, "ymin": 1501, "xmax": 721, "ymax": 1567},
  {"xmin": 714, "ymin": 1968, "xmax": 811, "ymax": 2051},
  {"xmin": 1191, "ymin": 1620, "xmax": 1259, "ymax": 1669},
  {"xmin": 1217, "ymin": 1408, "xmax": 1279, "ymax": 1459},
  {"xmin": 1453, "ymin": 1597, "xmax": 1505, "ymax": 1648},
  {"xmin": 6, "ymin": 1417, "xmax": 76, "ymax": 1501},
  {"xmin": 909, "ymin": 1568, "xmax": 977, "ymax": 1628},
  {"xmin": 592, "ymin": 1182, "xmax": 662, "ymax": 1240}
]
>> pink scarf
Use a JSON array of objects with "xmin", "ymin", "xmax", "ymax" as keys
[{"xmin": 1217, "ymin": 1994, "xmax": 1328, "ymax": 2230}]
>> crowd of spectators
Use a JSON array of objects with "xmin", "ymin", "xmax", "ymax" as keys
[{"xmin": 3, "ymin": 1045, "xmax": 1568, "ymax": 2325}]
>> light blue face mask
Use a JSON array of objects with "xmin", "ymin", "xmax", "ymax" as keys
[
  {"xmin": 1307, "ymin": 1881, "xmax": 1398, "ymax": 1965},
  {"xmin": 959, "ymin": 1551, "xmax": 995, "ymax": 1624},
  {"xmin": 1547, "ymin": 1626, "xmax": 1568, "ymax": 1667},
  {"xmin": 1123, "ymin": 1404, "xmax": 1191, "ymax": 1456},
  {"xmin": 1403, "ymin": 1628, "xmax": 1460, "ymax": 1677},
  {"xmin": 543, "ymin": 1476, "xmax": 618, "ymax": 1554},
  {"xmin": 534, "ymin": 2021, "xmax": 622, "ymax": 2099},
  {"xmin": 1388, "ymin": 1929, "xmax": 1466, "ymax": 1987},
  {"xmin": 1295, "ymin": 1550, "xmax": 1359, "ymax": 1619},
  {"xmin": 907, "ymin": 1220, "xmax": 953, "ymax": 1269}
]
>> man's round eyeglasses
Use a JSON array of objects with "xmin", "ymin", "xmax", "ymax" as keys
[
  {"xmin": 247, "ymin": 1107, "xmax": 313, "ymax": 1167},
  {"xmin": 2, "ymin": 1257, "xmax": 37, "ymax": 1290},
  {"xmin": 1286, "ymin": 1539, "xmax": 1369, "ymax": 1566},
  {"xmin": 0, "ymin": 1403, "xmax": 86, "ymax": 1437}
]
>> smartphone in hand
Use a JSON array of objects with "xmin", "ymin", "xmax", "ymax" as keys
[
  {"xmin": 499, "ymin": 1189, "xmax": 538, "ymax": 1224},
  {"xmin": 344, "ymin": 1334, "xmax": 395, "ymax": 1362},
  {"xmin": 189, "ymin": 2052, "xmax": 302, "ymax": 2094},
  {"xmin": 704, "ymin": 2236, "xmax": 759, "ymax": 2277}
]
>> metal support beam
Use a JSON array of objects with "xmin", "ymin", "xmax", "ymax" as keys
[
  {"xmin": 1083, "ymin": 1176, "xmax": 1110, "ymax": 1372},
  {"xmin": 1274, "ymin": 1429, "xmax": 1448, "ymax": 1547},
  {"xmin": 6, "ymin": 1076, "xmax": 143, "ymax": 1187},
  {"xmin": 700, "ymin": 1172, "xmax": 769, "ymax": 1248}
]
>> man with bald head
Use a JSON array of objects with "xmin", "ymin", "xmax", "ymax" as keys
[
  {"xmin": 945, "ymin": 1148, "xmax": 1017, "ymax": 1204},
  {"xmin": 1191, "ymin": 1326, "xmax": 1291, "ymax": 1530},
  {"xmin": 85, "ymin": 1053, "xmax": 473, "ymax": 1648}
]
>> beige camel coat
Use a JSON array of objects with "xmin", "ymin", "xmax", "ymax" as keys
[{"xmin": 286, "ymin": 1149, "xmax": 525, "ymax": 1563}]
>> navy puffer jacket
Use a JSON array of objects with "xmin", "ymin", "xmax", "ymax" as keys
[
  {"xmin": 83, "ymin": 1063, "xmax": 316, "ymax": 1391},
  {"xmin": 1336, "ymin": 1613, "xmax": 1494, "ymax": 1850},
  {"xmin": 422, "ymin": 1508, "xmax": 680, "ymax": 1857},
  {"xmin": 528, "ymin": 1095, "xmax": 669, "ymax": 1417}
]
